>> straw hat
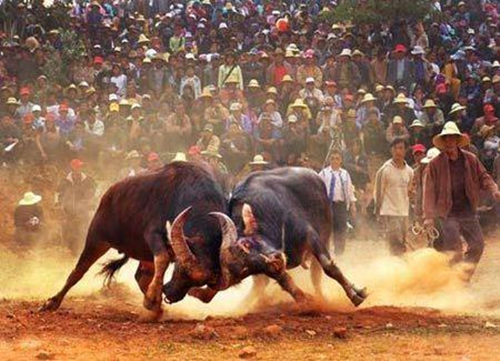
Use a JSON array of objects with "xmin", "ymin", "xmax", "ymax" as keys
[
  {"xmin": 432, "ymin": 121, "xmax": 470, "ymax": 149},
  {"xmin": 137, "ymin": 34, "xmax": 150, "ymax": 44},
  {"xmin": 393, "ymin": 93, "xmax": 408, "ymax": 104},
  {"xmin": 392, "ymin": 116, "xmax": 403, "ymax": 124},
  {"xmin": 125, "ymin": 150, "xmax": 141, "ymax": 160},
  {"xmin": 6, "ymin": 97, "xmax": 19, "ymax": 105},
  {"xmin": 172, "ymin": 152, "xmax": 187, "ymax": 162},
  {"xmin": 360, "ymin": 93, "xmax": 376, "ymax": 103},
  {"xmin": 493, "ymin": 75, "xmax": 500, "ymax": 84},
  {"xmin": 409, "ymin": 119, "xmax": 425, "ymax": 128},
  {"xmin": 281, "ymin": 74, "xmax": 293, "ymax": 83},
  {"xmin": 249, "ymin": 154, "xmax": 269, "ymax": 165},
  {"xmin": 421, "ymin": 147, "xmax": 441, "ymax": 164},
  {"xmin": 200, "ymin": 88, "xmax": 213, "ymax": 99},
  {"xmin": 266, "ymin": 86, "xmax": 278, "ymax": 95},
  {"xmin": 109, "ymin": 103, "xmax": 120, "ymax": 113},
  {"xmin": 201, "ymin": 149, "xmax": 222, "ymax": 159},
  {"xmin": 448, "ymin": 103, "xmax": 467, "ymax": 115},
  {"xmin": 248, "ymin": 79, "xmax": 260, "ymax": 88},
  {"xmin": 339, "ymin": 48, "xmax": 352, "ymax": 57},
  {"xmin": 230, "ymin": 102, "xmax": 242, "ymax": 111},
  {"xmin": 422, "ymin": 99, "xmax": 437, "ymax": 109},
  {"xmin": 291, "ymin": 99, "xmax": 307, "ymax": 108},
  {"xmin": 18, "ymin": 191, "xmax": 42, "ymax": 206}
]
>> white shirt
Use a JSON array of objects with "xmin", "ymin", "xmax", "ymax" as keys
[
  {"xmin": 374, "ymin": 159, "xmax": 414, "ymax": 216},
  {"xmin": 318, "ymin": 166, "xmax": 356, "ymax": 207},
  {"xmin": 84, "ymin": 119, "xmax": 105, "ymax": 137}
]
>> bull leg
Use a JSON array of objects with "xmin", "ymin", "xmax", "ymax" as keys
[
  {"xmin": 308, "ymin": 229, "xmax": 367, "ymax": 307},
  {"xmin": 310, "ymin": 258, "xmax": 325, "ymax": 300},
  {"xmin": 274, "ymin": 272, "xmax": 311, "ymax": 303},
  {"xmin": 134, "ymin": 262, "xmax": 154, "ymax": 295},
  {"xmin": 143, "ymin": 230, "xmax": 170, "ymax": 313},
  {"xmin": 188, "ymin": 287, "xmax": 219, "ymax": 303},
  {"xmin": 40, "ymin": 239, "xmax": 110, "ymax": 311}
]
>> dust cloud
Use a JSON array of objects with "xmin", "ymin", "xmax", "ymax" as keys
[{"xmin": 1, "ymin": 237, "xmax": 500, "ymax": 319}]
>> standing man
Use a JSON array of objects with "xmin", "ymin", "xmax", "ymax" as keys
[
  {"xmin": 319, "ymin": 150, "xmax": 357, "ymax": 255},
  {"xmin": 56, "ymin": 159, "xmax": 96, "ymax": 255},
  {"xmin": 374, "ymin": 138, "xmax": 414, "ymax": 255},
  {"xmin": 423, "ymin": 122, "xmax": 500, "ymax": 280}
]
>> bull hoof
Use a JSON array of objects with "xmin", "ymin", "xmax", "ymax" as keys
[
  {"xmin": 143, "ymin": 296, "xmax": 159, "ymax": 311},
  {"xmin": 350, "ymin": 287, "xmax": 368, "ymax": 307},
  {"xmin": 295, "ymin": 292, "xmax": 314, "ymax": 305},
  {"xmin": 39, "ymin": 297, "xmax": 60, "ymax": 312}
]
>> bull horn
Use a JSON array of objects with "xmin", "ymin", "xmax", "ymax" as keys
[
  {"xmin": 168, "ymin": 207, "xmax": 199, "ymax": 270},
  {"xmin": 209, "ymin": 212, "xmax": 238, "ymax": 289},
  {"xmin": 242, "ymin": 203, "xmax": 258, "ymax": 236},
  {"xmin": 209, "ymin": 212, "xmax": 237, "ymax": 251}
]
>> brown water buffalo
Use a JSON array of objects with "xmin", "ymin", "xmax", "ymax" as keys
[{"xmin": 41, "ymin": 162, "xmax": 227, "ymax": 318}]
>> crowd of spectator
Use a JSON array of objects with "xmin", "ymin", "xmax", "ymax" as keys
[{"xmin": 0, "ymin": 0, "xmax": 499, "ymax": 205}]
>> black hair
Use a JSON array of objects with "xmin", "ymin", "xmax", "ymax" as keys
[
  {"xmin": 330, "ymin": 149, "xmax": 343, "ymax": 158},
  {"xmin": 390, "ymin": 137, "xmax": 408, "ymax": 149}
]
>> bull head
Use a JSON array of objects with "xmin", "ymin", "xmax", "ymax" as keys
[
  {"xmin": 167, "ymin": 207, "xmax": 208, "ymax": 282},
  {"xmin": 210, "ymin": 203, "xmax": 287, "ymax": 289}
]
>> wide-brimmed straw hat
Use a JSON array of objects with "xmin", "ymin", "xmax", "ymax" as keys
[
  {"xmin": 201, "ymin": 149, "xmax": 222, "ymax": 159},
  {"xmin": 172, "ymin": 152, "xmax": 187, "ymax": 162},
  {"xmin": 125, "ymin": 150, "xmax": 141, "ymax": 160},
  {"xmin": 422, "ymin": 99, "xmax": 437, "ymax": 109},
  {"xmin": 249, "ymin": 154, "xmax": 269, "ymax": 165},
  {"xmin": 421, "ymin": 147, "xmax": 441, "ymax": 164},
  {"xmin": 291, "ymin": 99, "xmax": 307, "ymax": 108},
  {"xmin": 432, "ymin": 121, "xmax": 470, "ymax": 149},
  {"xmin": 448, "ymin": 103, "xmax": 467, "ymax": 115},
  {"xmin": 410, "ymin": 119, "xmax": 425, "ymax": 128},
  {"xmin": 393, "ymin": 93, "xmax": 408, "ymax": 104},
  {"xmin": 360, "ymin": 93, "xmax": 376, "ymax": 103},
  {"xmin": 19, "ymin": 191, "xmax": 42, "ymax": 206}
]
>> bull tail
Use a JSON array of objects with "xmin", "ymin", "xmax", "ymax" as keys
[{"xmin": 99, "ymin": 255, "xmax": 130, "ymax": 287}]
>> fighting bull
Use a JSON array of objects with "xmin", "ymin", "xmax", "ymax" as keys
[
  {"xmin": 189, "ymin": 167, "xmax": 368, "ymax": 306},
  {"xmin": 41, "ymin": 162, "xmax": 227, "ymax": 318}
]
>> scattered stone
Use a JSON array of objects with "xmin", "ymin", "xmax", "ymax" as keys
[
  {"xmin": 189, "ymin": 324, "xmax": 218, "ymax": 340},
  {"xmin": 385, "ymin": 323, "xmax": 394, "ymax": 329},
  {"xmin": 438, "ymin": 323, "xmax": 448, "ymax": 328},
  {"xmin": 36, "ymin": 351, "xmax": 55, "ymax": 360},
  {"xmin": 484, "ymin": 322, "xmax": 497, "ymax": 329},
  {"xmin": 263, "ymin": 324, "xmax": 283, "ymax": 336},
  {"xmin": 433, "ymin": 346, "xmax": 444, "ymax": 355},
  {"xmin": 238, "ymin": 346, "xmax": 257, "ymax": 359},
  {"xmin": 305, "ymin": 329, "xmax": 317, "ymax": 336},
  {"xmin": 231, "ymin": 326, "xmax": 250, "ymax": 340},
  {"xmin": 332, "ymin": 327, "xmax": 348, "ymax": 339},
  {"xmin": 6, "ymin": 313, "xmax": 15, "ymax": 319},
  {"xmin": 20, "ymin": 340, "xmax": 43, "ymax": 350}
]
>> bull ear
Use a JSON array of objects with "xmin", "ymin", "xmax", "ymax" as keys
[{"xmin": 242, "ymin": 203, "xmax": 258, "ymax": 236}]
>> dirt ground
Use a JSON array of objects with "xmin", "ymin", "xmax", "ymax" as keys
[
  {"xmin": 1, "ymin": 299, "xmax": 500, "ymax": 360},
  {"xmin": 2, "ymin": 167, "xmax": 500, "ymax": 360}
]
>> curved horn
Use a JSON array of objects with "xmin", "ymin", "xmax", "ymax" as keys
[
  {"xmin": 209, "ymin": 212, "xmax": 237, "ymax": 251},
  {"xmin": 209, "ymin": 212, "xmax": 238, "ymax": 289},
  {"xmin": 168, "ymin": 207, "xmax": 199, "ymax": 270},
  {"xmin": 242, "ymin": 203, "xmax": 258, "ymax": 236}
]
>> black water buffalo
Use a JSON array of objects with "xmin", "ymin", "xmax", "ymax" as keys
[
  {"xmin": 189, "ymin": 167, "xmax": 367, "ymax": 306},
  {"xmin": 41, "ymin": 162, "xmax": 227, "ymax": 318}
]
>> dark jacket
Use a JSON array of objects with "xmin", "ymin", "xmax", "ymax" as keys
[{"xmin": 423, "ymin": 149, "xmax": 497, "ymax": 219}]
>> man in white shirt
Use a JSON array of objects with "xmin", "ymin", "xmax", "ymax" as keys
[
  {"xmin": 319, "ymin": 150, "xmax": 357, "ymax": 255},
  {"xmin": 374, "ymin": 138, "xmax": 414, "ymax": 255}
]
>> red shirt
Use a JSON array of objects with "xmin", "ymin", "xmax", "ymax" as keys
[{"xmin": 274, "ymin": 65, "xmax": 288, "ymax": 86}]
